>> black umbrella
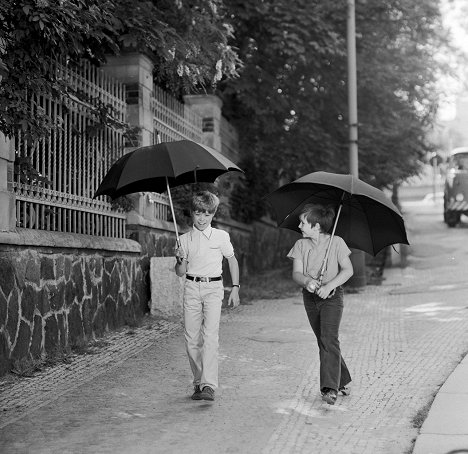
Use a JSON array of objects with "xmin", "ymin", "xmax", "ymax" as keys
[
  {"xmin": 265, "ymin": 171, "xmax": 409, "ymax": 257},
  {"xmin": 94, "ymin": 139, "xmax": 243, "ymax": 243}
]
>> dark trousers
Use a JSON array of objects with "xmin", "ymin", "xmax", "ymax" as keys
[{"xmin": 303, "ymin": 287, "xmax": 351, "ymax": 392}]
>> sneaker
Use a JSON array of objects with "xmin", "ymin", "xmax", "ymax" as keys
[
  {"xmin": 339, "ymin": 386, "xmax": 351, "ymax": 396},
  {"xmin": 199, "ymin": 386, "xmax": 215, "ymax": 401},
  {"xmin": 322, "ymin": 388, "xmax": 337, "ymax": 405},
  {"xmin": 191, "ymin": 385, "xmax": 202, "ymax": 400}
]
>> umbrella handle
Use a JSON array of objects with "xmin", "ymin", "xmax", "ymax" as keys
[{"xmin": 166, "ymin": 176, "xmax": 181, "ymax": 247}]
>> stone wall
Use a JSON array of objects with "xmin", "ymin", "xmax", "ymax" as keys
[{"xmin": 0, "ymin": 229, "xmax": 143, "ymax": 375}]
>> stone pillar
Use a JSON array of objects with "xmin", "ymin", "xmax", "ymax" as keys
[
  {"xmin": 102, "ymin": 53, "xmax": 159, "ymax": 224},
  {"xmin": 103, "ymin": 53, "xmax": 154, "ymax": 147},
  {"xmin": 0, "ymin": 134, "xmax": 16, "ymax": 232},
  {"xmin": 183, "ymin": 94, "xmax": 223, "ymax": 151}
]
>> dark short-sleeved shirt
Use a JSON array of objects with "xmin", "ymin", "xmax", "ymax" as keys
[{"xmin": 287, "ymin": 235, "xmax": 351, "ymax": 284}]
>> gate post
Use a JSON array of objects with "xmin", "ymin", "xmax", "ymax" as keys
[
  {"xmin": 103, "ymin": 53, "xmax": 154, "ymax": 147},
  {"xmin": 102, "ymin": 53, "xmax": 162, "ymax": 227},
  {"xmin": 0, "ymin": 134, "xmax": 16, "ymax": 232}
]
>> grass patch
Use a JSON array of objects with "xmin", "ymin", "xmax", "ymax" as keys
[
  {"xmin": 9, "ymin": 337, "xmax": 112, "ymax": 379},
  {"xmin": 411, "ymin": 392, "xmax": 437, "ymax": 428},
  {"xmin": 70, "ymin": 337, "xmax": 93, "ymax": 355},
  {"xmin": 44, "ymin": 345, "xmax": 73, "ymax": 366},
  {"xmin": 11, "ymin": 357, "xmax": 44, "ymax": 377},
  {"xmin": 71, "ymin": 338, "xmax": 110, "ymax": 355},
  {"xmin": 10, "ymin": 344, "xmax": 73, "ymax": 377}
]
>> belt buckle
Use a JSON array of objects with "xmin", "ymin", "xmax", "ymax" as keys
[{"xmin": 200, "ymin": 277, "xmax": 208, "ymax": 282}]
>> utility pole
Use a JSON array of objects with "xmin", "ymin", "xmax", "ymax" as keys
[{"xmin": 347, "ymin": 0, "xmax": 367, "ymax": 288}]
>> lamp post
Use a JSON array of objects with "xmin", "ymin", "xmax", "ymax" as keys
[{"xmin": 347, "ymin": 0, "xmax": 367, "ymax": 287}]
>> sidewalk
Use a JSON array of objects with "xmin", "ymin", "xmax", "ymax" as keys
[
  {"xmin": 396, "ymin": 199, "xmax": 468, "ymax": 454},
  {"xmin": 412, "ymin": 352, "xmax": 468, "ymax": 454},
  {"xmin": 0, "ymin": 201, "xmax": 468, "ymax": 453},
  {"xmin": 383, "ymin": 266, "xmax": 468, "ymax": 454}
]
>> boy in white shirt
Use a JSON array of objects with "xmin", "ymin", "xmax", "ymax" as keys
[{"xmin": 175, "ymin": 191, "xmax": 240, "ymax": 401}]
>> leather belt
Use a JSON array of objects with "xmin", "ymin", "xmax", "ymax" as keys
[{"xmin": 186, "ymin": 275, "xmax": 222, "ymax": 282}]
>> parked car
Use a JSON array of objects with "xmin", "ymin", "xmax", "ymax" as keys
[{"xmin": 443, "ymin": 147, "xmax": 468, "ymax": 227}]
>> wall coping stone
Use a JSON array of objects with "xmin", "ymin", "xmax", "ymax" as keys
[{"xmin": 0, "ymin": 228, "xmax": 141, "ymax": 253}]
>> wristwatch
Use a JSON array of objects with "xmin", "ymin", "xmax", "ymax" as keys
[{"xmin": 232, "ymin": 284, "xmax": 240, "ymax": 288}]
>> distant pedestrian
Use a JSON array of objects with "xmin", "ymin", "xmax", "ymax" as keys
[
  {"xmin": 174, "ymin": 190, "xmax": 240, "ymax": 402},
  {"xmin": 287, "ymin": 203, "xmax": 353, "ymax": 405}
]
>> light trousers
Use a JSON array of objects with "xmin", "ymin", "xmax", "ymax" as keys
[{"xmin": 183, "ymin": 279, "xmax": 224, "ymax": 390}]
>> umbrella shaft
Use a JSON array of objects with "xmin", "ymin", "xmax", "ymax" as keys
[{"xmin": 166, "ymin": 177, "xmax": 180, "ymax": 246}]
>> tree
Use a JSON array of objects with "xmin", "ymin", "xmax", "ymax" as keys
[
  {"xmin": 219, "ymin": 0, "xmax": 456, "ymax": 221},
  {"xmin": 0, "ymin": 0, "xmax": 241, "ymax": 141}
]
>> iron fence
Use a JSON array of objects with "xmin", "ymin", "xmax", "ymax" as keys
[{"xmin": 12, "ymin": 60, "xmax": 127, "ymax": 238}]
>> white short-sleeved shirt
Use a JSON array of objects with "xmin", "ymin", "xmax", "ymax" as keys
[
  {"xmin": 179, "ymin": 225, "xmax": 234, "ymax": 277},
  {"xmin": 287, "ymin": 235, "xmax": 351, "ymax": 284}
]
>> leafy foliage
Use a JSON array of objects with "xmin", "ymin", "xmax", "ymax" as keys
[
  {"xmin": 218, "ymin": 0, "xmax": 457, "ymax": 220},
  {"xmin": 0, "ymin": 0, "xmax": 241, "ymax": 141}
]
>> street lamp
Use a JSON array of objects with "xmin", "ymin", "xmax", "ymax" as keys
[{"xmin": 347, "ymin": 0, "xmax": 367, "ymax": 287}]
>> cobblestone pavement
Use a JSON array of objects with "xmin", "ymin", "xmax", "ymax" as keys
[
  {"xmin": 0, "ymin": 319, "xmax": 182, "ymax": 429},
  {"xmin": 1, "ymin": 202, "xmax": 468, "ymax": 454}
]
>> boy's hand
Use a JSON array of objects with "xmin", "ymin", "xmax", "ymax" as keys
[
  {"xmin": 175, "ymin": 244, "xmax": 186, "ymax": 265},
  {"xmin": 316, "ymin": 283, "xmax": 333, "ymax": 299},
  {"xmin": 228, "ymin": 286, "xmax": 240, "ymax": 308},
  {"xmin": 305, "ymin": 278, "xmax": 319, "ymax": 293}
]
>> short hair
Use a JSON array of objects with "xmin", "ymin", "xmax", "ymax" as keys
[
  {"xmin": 191, "ymin": 191, "xmax": 220, "ymax": 214},
  {"xmin": 299, "ymin": 203, "xmax": 335, "ymax": 232}
]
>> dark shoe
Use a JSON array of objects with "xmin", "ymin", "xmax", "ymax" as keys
[
  {"xmin": 339, "ymin": 386, "xmax": 351, "ymax": 396},
  {"xmin": 322, "ymin": 388, "xmax": 337, "ymax": 405},
  {"xmin": 199, "ymin": 386, "xmax": 215, "ymax": 401},
  {"xmin": 191, "ymin": 385, "xmax": 202, "ymax": 400}
]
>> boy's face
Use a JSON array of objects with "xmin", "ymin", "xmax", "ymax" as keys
[
  {"xmin": 299, "ymin": 214, "xmax": 320, "ymax": 240},
  {"xmin": 192, "ymin": 210, "xmax": 215, "ymax": 231}
]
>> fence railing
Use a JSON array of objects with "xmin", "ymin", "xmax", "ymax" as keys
[
  {"xmin": 149, "ymin": 85, "xmax": 205, "ymax": 210},
  {"xmin": 8, "ymin": 60, "xmax": 240, "ymax": 239},
  {"xmin": 146, "ymin": 193, "xmax": 171, "ymax": 222},
  {"xmin": 12, "ymin": 60, "xmax": 127, "ymax": 238},
  {"xmin": 151, "ymin": 85, "xmax": 203, "ymax": 144}
]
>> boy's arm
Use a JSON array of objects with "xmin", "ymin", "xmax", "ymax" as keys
[
  {"xmin": 315, "ymin": 255, "xmax": 353, "ymax": 298},
  {"xmin": 226, "ymin": 255, "xmax": 240, "ymax": 307},
  {"xmin": 292, "ymin": 258, "xmax": 319, "ymax": 293}
]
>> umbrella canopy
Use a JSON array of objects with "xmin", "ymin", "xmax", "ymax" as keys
[
  {"xmin": 94, "ymin": 139, "xmax": 243, "ymax": 245},
  {"xmin": 94, "ymin": 139, "xmax": 243, "ymax": 200},
  {"xmin": 265, "ymin": 171, "xmax": 409, "ymax": 256}
]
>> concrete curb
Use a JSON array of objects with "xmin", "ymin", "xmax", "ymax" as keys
[{"xmin": 412, "ymin": 353, "xmax": 468, "ymax": 454}]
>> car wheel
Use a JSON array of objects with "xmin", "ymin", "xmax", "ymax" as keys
[
  {"xmin": 443, "ymin": 196, "xmax": 449, "ymax": 222},
  {"xmin": 446, "ymin": 210, "xmax": 460, "ymax": 227}
]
